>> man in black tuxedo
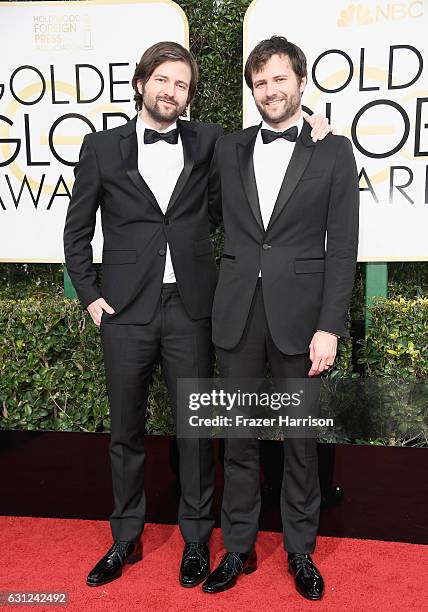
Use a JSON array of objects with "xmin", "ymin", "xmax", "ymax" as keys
[
  {"xmin": 64, "ymin": 39, "xmax": 332, "ymax": 589},
  {"xmin": 202, "ymin": 37, "xmax": 359, "ymax": 599},
  {"xmin": 64, "ymin": 41, "xmax": 223, "ymax": 588}
]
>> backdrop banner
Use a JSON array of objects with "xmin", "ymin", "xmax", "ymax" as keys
[
  {"xmin": 244, "ymin": 0, "xmax": 428, "ymax": 261},
  {"xmin": 0, "ymin": 0, "xmax": 187, "ymax": 262}
]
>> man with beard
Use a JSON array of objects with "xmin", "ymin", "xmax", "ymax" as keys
[
  {"xmin": 64, "ymin": 40, "xmax": 332, "ymax": 589},
  {"xmin": 203, "ymin": 37, "xmax": 359, "ymax": 600}
]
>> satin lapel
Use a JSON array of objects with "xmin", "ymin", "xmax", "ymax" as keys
[
  {"xmin": 266, "ymin": 121, "xmax": 315, "ymax": 232},
  {"xmin": 166, "ymin": 119, "xmax": 197, "ymax": 213},
  {"xmin": 119, "ymin": 117, "xmax": 162, "ymax": 213},
  {"xmin": 236, "ymin": 125, "xmax": 263, "ymax": 231}
]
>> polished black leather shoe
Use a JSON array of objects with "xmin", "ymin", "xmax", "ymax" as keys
[
  {"xmin": 86, "ymin": 540, "xmax": 142, "ymax": 587},
  {"xmin": 202, "ymin": 550, "xmax": 257, "ymax": 593},
  {"xmin": 179, "ymin": 542, "xmax": 210, "ymax": 587},
  {"xmin": 288, "ymin": 553, "xmax": 324, "ymax": 600}
]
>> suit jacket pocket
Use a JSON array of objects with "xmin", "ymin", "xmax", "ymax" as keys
[
  {"xmin": 300, "ymin": 171, "xmax": 324, "ymax": 181},
  {"xmin": 103, "ymin": 249, "xmax": 137, "ymax": 264},
  {"xmin": 294, "ymin": 258, "xmax": 325, "ymax": 274},
  {"xmin": 193, "ymin": 237, "xmax": 214, "ymax": 256}
]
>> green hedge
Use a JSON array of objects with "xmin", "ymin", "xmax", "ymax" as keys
[
  {"xmin": 1, "ymin": 296, "xmax": 426, "ymax": 447},
  {"xmin": 319, "ymin": 297, "xmax": 428, "ymax": 447},
  {"xmin": 359, "ymin": 297, "xmax": 428, "ymax": 377},
  {"xmin": 0, "ymin": 297, "xmax": 175, "ymax": 434},
  {"xmin": 0, "ymin": 296, "xmax": 352, "ymax": 433}
]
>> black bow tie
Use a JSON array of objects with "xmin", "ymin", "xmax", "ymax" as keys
[
  {"xmin": 261, "ymin": 125, "xmax": 298, "ymax": 144},
  {"xmin": 144, "ymin": 127, "xmax": 179, "ymax": 145}
]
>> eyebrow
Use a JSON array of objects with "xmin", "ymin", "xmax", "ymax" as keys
[
  {"xmin": 154, "ymin": 73, "xmax": 189, "ymax": 86},
  {"xmin": 253, "ymin": 73, "xmax": 289, "ymax": 86}
]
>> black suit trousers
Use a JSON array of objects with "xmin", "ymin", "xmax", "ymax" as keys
[
  {"xmin": 216, "ymin": 280, "xmax": 321, "ymax": 553},
  {"xmin": 100, "ymin": 283, "xmax": 215, "ymax": 543}
]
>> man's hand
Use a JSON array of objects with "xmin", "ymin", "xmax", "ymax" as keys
[
  {"xmin": 87, "ymin": 297, "xmax": 115, "ymax": 327},
  {"xmin": 308, "ymin": 331, "xmax": 338, "ymax": 376},
  {"xmin": 303, "ymin": 113, "xmax": 336, "ymax": 142}
]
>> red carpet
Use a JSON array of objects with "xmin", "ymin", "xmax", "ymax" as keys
[{"xmin": 0, "ymin": 516, "xmax": 426, "ymax": 611}]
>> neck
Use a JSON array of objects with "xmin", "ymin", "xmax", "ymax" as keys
[
  {"xmin": 139, "ymin": 108, "xmax": 176, "ymax": 132},
  {"xmin": 265, "ymin": 108, "xmax": 302, "ymax": 132}
]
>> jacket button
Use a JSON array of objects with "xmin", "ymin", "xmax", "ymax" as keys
[
  {"xmin": 164, "ymin": 218, "xmax": 170, "ymax": 225},
  {"xmin": 262, "ymin": 243, "xmax": 272, "ymax": 250},
  {"xmin": 158, "ymin": 248, "xmax": 166, "ymax": 256}
]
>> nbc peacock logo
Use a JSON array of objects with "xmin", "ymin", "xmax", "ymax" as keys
[
  {"xmin": 337, "ymin": 4, "xmax": 374, "ymax": 26},
  {"xmin": 337, "ymin": 1, "xmax": 424, "ymax": 26}
]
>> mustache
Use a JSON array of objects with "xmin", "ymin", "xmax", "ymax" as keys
[
  {"xmin": 263, "ymin": 95, "xmax": 287, "ymax": 104},
  {"xmin": 156, "ymin": 96, "xmax": 178, "ymax": 106}
]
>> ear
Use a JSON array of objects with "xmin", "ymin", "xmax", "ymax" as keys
[{"xmin": 137, "ymin": 79, "xmax": 143, "ymax": 95}]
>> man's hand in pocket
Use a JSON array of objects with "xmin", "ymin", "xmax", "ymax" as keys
[{"xmin": 87, "ymin": 298, "xmax": 115, "ymax": 327}]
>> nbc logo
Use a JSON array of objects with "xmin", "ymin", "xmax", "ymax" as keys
[{"xmin": 337, "ymin": 1, "xmax": 423, "ymax": 26}]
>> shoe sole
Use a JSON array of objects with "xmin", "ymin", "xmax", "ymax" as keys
[{"xmin": 202, "ymin": 564, "xmax": 257, "ymax": 594}]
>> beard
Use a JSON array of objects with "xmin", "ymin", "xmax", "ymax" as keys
[
  {"xmin": 256, "ymin": 89, "xmax": 301, "ymax": 125},
  {"xmin": 142, "ymin": 91, "xmax": 186, "ymax": 124}
]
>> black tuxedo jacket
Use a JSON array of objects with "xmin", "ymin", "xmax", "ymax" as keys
[
  {"xmin": 210, "ymin": 120, "xmax": 360, "ymax": 354},
  {"xmin": 64, "ymin": 116, "xmax": 223, "ymax": 324}
]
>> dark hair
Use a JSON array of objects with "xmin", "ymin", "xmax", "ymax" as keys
[
  {"xmin": 244, "ymin": 36, "xmax": 307, "ymax": 90},
  {"xmin": 132, "ymin": 41, "xmax": 199, "ymax": 110}
]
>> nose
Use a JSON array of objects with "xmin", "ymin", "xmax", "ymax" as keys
[
  {"xmin": 265, "ymin": 81, "xmax": 277, "ymax": 99},
  {"xmin": 165, "ymin": 81, "xmax": 175, "ymax": 98}
]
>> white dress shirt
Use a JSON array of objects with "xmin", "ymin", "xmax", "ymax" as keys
[
  {"xmin": 136, "ymin": 115, "xmax": 184, "ymax": 283},
  {"xmin": 253, "ymin": 115, "xmax": 304, "ymax": 277}
]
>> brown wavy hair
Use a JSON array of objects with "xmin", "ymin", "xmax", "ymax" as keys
[
  {"xmin": 244, "ymin": 36, "xmax": 307, "ymax": 90},
  {"xmin": 132, "ymin": 41, "xmax": 199, "ymax": 111}
]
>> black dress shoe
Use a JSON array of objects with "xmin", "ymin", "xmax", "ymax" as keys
[
  {"xmin": 86, "ymin": 540, "xmax": 142, "ymax": 587},
  {"xmin": 202, "ymin": 550, "xmax": 257, "ymax": 593},
  {"xmin": 288, "ymin": 553, "xmax": 324, "ymax": 600},
  {"xmin": 179, "ymin": 542, "xmax": 210, "ymax": 587}
]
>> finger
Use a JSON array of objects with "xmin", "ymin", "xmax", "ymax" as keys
[
  {"xmin": 318, "ymin": 126, "xmax": 330, "ymax": 140},
  {"xmin": 100, "ymin": 299, "xmax": 115, "ymax": 315},
  {"xmin": 309, "ymin": 357, "xmax": 322, "ymax": 376},
  {"xmin": 312, "ymin": 119, "xmax": 328, "ymax": 140},
  {"xmin": 89, "ymin": 310, "xmax": 100, "ymax": 327},
  {"xmin": 96, "ymin": 298, "xmax": 114, "ymax": 314},
  {"xmin": 318, "ymin": 357, "xmax": 328, "ymax": 372}
]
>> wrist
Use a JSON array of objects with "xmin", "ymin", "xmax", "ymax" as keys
[{"xmin": 317, "ymin": 329, "xmax": 340, "ymax": 338}]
